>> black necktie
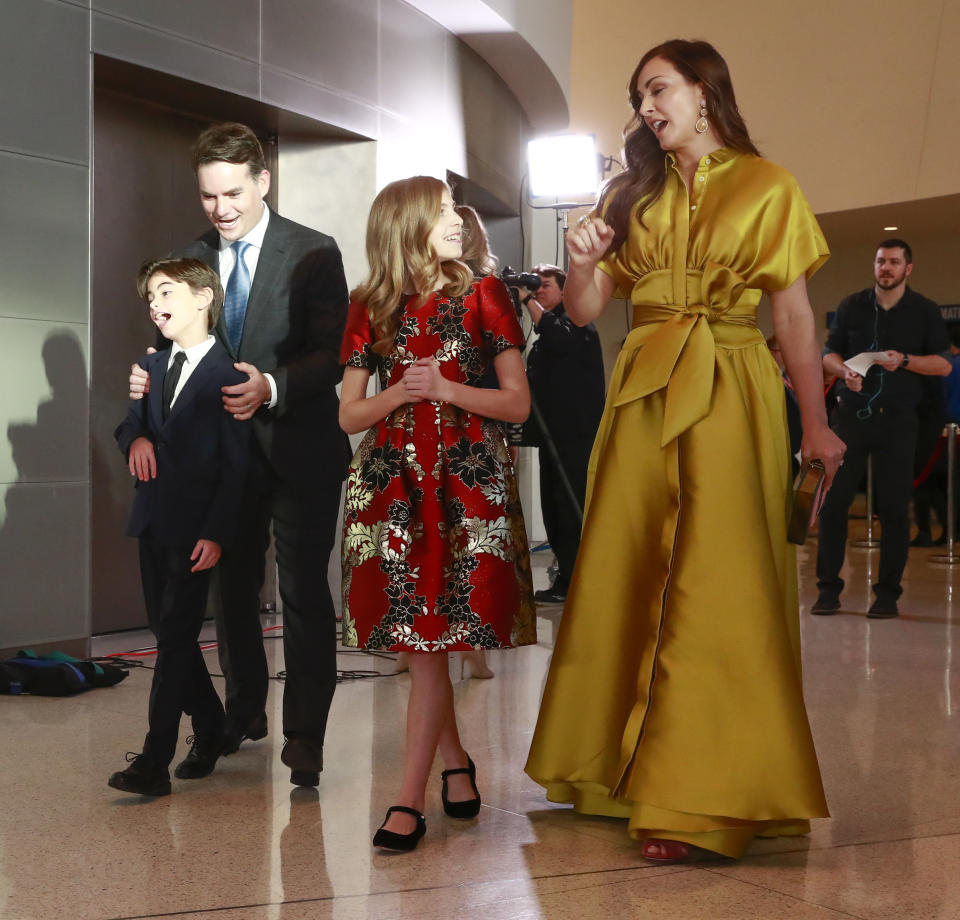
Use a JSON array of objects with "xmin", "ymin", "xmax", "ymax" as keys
[{"xmin": 162, "ymin": 351, "xmax": 187, "ymax": 420}]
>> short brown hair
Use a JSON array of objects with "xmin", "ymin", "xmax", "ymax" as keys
[
  {"xmin": 532, "ymin": 263, "xmax": 566, "ymax": 290},
  {"xmin": 191, "ymin": 122, "xmax": 267, "ymax": 179},
  {"xmin": 136, "ymin": 258, "xmax": 224, "ymax": 330}
]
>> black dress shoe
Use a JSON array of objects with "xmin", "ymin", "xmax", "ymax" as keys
[
  {"xmin": 222, "ymin": 713, "xmax": 268, "ymax": 755},
  {"xmin": 174, "ymin": 732, "xmax": 227, "ymax": 779},
  {"xmin": 534, "ymin": 587, "xmax": 566, "ymax": 605},
  {"xmin": 910, "ymin": 531, "xmax": 934, "ymax": 547},
  {"xmin": 108, "ymin": 753, "xmax": 171, "ymax": 797},
  {"xmin": 867, "ymin": 596, "xmax": 899, "ymax": 619},
  {"xmin": 281, "ymin": 737, "xmax": 323, "ymax": 787},
  {"xmin": 373, "ymin": 806, "xmax": 426, "ymax": 851},
  {"xmin": 810, "ymin": 592, "xmax": 841, "ymax": 615},
  {"xmin": 441, "ymin": 755, "xmax": 481, "ymax": 818}
]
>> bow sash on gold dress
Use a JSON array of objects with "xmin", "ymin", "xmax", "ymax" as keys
[{"xmin": 525, "ymin": 149, "xmax": 830, "ymax": 858}]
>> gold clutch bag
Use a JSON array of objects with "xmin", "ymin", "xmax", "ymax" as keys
[{"xmin": 788, "ymin": 459, "xmax": 827, "ymax": 545}]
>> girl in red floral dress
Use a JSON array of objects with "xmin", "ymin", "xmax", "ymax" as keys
[{"xmin": 338, "ymin": 176, "xmax": 535, "ymax": 851}]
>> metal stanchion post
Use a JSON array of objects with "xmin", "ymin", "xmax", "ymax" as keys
[
  {"xmin": 851, "ymin": 455, "xmax": 880, "ymax": 549},
  {"xmin": 931, "ymin": 422, "xmax": 960, "ymax": 565}
]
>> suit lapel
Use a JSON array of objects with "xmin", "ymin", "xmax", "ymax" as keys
[
  {"xmin": 146, "ymin": 353, "xmax": 167, "ymax": 433},
  {"xmin": 164, "ymin": 343, "xmax": 224, "ymax": 423},
  {"xmin": 238, "ymin": 213, "xmax": 288, "ymax": 357}
]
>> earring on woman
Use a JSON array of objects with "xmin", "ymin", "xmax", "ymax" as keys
[{"xmin": 695, "ymin": 102, "xmax": 709, "ymax": 134}]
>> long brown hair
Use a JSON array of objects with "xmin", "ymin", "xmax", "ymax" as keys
[
  {"xmin": 352, "ymin": 176, "xmax": 472, "ymax": 355},
  {"xmin": 597, "ymin": 39, "xmax": 760, "ymax": 249},
  {"xmin": 456, "ymin": 205, "xmax": 499, "ymax": 277}
]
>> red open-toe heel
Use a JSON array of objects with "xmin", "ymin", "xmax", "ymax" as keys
[{"xmin": 641, "ymin": 838, "xmax": 692, "ymax": 863}]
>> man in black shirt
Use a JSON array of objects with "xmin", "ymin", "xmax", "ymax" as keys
[
  {"xmin": 521, "ymin": 264, "xmax": 606, "ymax": 605},
  {"xmin": 814, "ymin": 239, "xmax": 950, "ymax": 618}
]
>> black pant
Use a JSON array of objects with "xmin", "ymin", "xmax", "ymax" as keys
[
  {"xmin": 139, "ymin": 534, "xmax": 224, "ymax": 767},
  {"xmin": 213, "ymin": 442, "xmax": 342, "ymax": 746},
  {"xmin": 816, "ymin": 404, "xmax": 919, "ymax": 600},
  {"xmin": 539, "ymin": 437, "xmax": 592, "ymax": 594}
]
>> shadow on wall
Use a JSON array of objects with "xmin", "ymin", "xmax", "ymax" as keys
[{"xmin": 0, "ymin": 331, "xmax": 102, "ymax": 651}]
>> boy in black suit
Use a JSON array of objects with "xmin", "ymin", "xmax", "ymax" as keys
[{"xmin": 109, "ymin": 258, "xmax": 250, "ymax": 796}]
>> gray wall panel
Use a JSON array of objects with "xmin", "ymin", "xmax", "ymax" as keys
[
  {"xmin": 92, "ymin": 12, "xmax": 261, "ymax": 99},
  {"xmin": 261, "ymin": 0, "xmax": 378, "ymax": 103},
  {"xmin": 93, "ymin": 0, "xmax": 260, "ymax": 61},
  {"xmin": 0, "ymin": 152, "xmax": 89, "ymax": 325},
  {"xmin": 379, "ymin": 0, "xmax": 446, "ymax": 121},
  {"xmin": 261, "ymin": 67, "xmax": 379, "ymax": 139},
  {"xmin": 0, "ymin": 481, "xmax": 89, "ymax": 649},
  {"xmin": 0, "ymin": 0, "xmax": 89, "ymax": 163},
  {"xmin": 0, "ymin": 319, "xmax": 88, "ymax": 486},
  {"xmin": 459, "ymin": 44, "xmax": 526, "ymax": 208}
]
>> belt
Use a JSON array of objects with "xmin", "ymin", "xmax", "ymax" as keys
[{"xmin": 609, "ymin": 262, "xmax": 763, "ymax": 445}]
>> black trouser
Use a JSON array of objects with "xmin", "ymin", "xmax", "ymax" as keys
[
  {"xmin": 539, "ymin": 437, "xmax": 593, "ymax": 594},
  {"xmin": 213, "ymin": 442, "xmax": 342, "ymax": 746},
  {"xmin": 816, "ymin": 403, "xmax": 919, "ymax": 600},
  {"xmin": 139, "ymin": 533, "xmax": 224, "ymax": 767},
  {"xmin": 913, "ymin": 415, "xmax": 948, "ymax": 533}
]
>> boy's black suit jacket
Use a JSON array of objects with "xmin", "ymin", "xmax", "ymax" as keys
[
  {"xmin": 115, "ymin": 341, "xmax": 251, "ymax": 548},
  {"xmin": 174, "ymin": 209, "xmax": 351, "ymax": 485}
]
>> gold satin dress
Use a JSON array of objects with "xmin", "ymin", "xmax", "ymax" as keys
[{"xmin": 524, "ymin": 148, "xmax": 831, "ymax": 859}]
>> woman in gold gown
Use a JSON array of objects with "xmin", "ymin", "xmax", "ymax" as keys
[{"xmin": 524, "ymin": 39, "xmax": 846, "ymax": 860}]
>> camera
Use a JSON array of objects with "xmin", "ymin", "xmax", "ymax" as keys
[{"xmin": 500, "ymin": 267, "xmax": 541, "ymax": 291}]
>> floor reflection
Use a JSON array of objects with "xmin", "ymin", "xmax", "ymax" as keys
[{"xmin": 1, "ymin": 522, "xmax": 959, "ymax": 919}]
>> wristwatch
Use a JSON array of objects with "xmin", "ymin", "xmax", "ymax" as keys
[{"xmin": 901, "ymin": 353, "xmax": 910, "ymax": 368}]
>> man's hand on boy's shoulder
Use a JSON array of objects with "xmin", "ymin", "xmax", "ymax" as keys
[
  {"xmin": 222, "ymin": 361, "xmax": 271, "ymax": 421},
  {"xmin": 190, "ymin": 539, "xmax": 221, "ymax": 572},
  {"xmin": 128, "ymin": 346, "xmax": 158, "ymax": 399},
  {"xmin": 128, "ymin": 436, "xmax": 157, "ymax": 481}
]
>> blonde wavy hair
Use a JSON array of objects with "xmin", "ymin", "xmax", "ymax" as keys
[
  {"xmin": 352, "ymin": 176, "xmax": 473, "ymax": 355},
  {"xmin": 455, "ymin": 204, "xmax": 498, "ymax": 277}
]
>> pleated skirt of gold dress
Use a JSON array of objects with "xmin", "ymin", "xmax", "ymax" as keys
[{"xmin": 524, "ymin": 316, "xmax": 829, "ymax": 859}]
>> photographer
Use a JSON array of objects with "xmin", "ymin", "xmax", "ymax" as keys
[{"xmin": 518, "ymin": 264, "xmax": 605, "ymax": 605}]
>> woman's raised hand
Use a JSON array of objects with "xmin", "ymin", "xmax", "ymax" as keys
[{"xmin": 566, "ymin": 217, "xmax": 615, "ymax": 269}]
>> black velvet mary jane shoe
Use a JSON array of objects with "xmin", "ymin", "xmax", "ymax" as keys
[
  {"xmin": 372, "ymin": 805, "xmax": 426, "ymax": 851},
  {"xmin": 441, "ymin": 755, "xmax": 481, "ymax": 819}
]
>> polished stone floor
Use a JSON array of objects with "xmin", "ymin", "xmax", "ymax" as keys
[{"xmin": 2, "ymin": 525, "xmax": 960, "ymax": 920}]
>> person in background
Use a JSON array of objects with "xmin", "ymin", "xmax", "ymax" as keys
[
  {"xmin": 815, "ymin": 239, "xmax": 950, "ymax": 617},
  {"xmin": 520, "ymin": 263, "xmax": 606, "ymax": 605},
  {"xmin": 912, "ymin": 326, "xmax": 960, "ymax": 546},
  {"xmin": 767, "ymin": 334, "xmax": 802, "ymax": 476}
]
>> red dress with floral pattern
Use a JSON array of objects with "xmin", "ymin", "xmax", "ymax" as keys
[{"xmin": 339, "ymin": 276, "xmax": 536, "ymax": 652}]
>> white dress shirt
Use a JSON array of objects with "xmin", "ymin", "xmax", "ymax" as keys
[{"xmin": 167, "ymin": 335, "xmax": 217, "ymax": 407}]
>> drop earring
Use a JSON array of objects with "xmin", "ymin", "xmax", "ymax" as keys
[{"xmin": 695, "ymin": 102, "xmax": 708, "ymax": 134}]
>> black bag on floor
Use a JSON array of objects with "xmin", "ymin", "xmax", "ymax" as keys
[{"xmin": 0, "ymin": 651, "xmax": 128, "ymax": 696}]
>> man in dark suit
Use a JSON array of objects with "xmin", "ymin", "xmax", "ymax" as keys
[
  {"xmin": 111, "ymin": 258, "xmax": 250, "ymax": 796},
  {"xmin": 130, "ymin": 123, "xmax": 351, "ymax": 786},
  {"xmin": 520, "ymin": 264, "xmax": 606, "ymax": 605}
]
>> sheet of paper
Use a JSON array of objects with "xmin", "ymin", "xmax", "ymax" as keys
[{"xmin": 844, "ymin": 351, "xmax": 888, "ymax": 377}]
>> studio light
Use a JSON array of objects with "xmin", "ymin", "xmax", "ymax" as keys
[{"xmin": 527, "ymin": 134, "xmax": 598, "ymax": 198}]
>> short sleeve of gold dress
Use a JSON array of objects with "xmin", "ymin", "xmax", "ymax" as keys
[
  {"xmin": 525, "ymin": 149, "xmax": 831, "ymax": 859},
  {"xmin": 339, "ymin": 276, "xmax": 536, "ymax": 653}
]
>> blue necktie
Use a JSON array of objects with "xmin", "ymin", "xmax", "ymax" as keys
[{"xmin": 223, "ymin": 240, "xmax": 251, "ymax": 352}]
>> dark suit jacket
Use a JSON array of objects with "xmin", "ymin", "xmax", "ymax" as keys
[
  {"xmin": 174, "ymin": 209, "xmax": 351, "ymax": 484},
  {"xmin": 115, "ymin": 342, "xmax": 251, "ymax": 548},
  {"xmin": 522, "ymin": 302, "xmax": 606, "ymax": 447}
]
